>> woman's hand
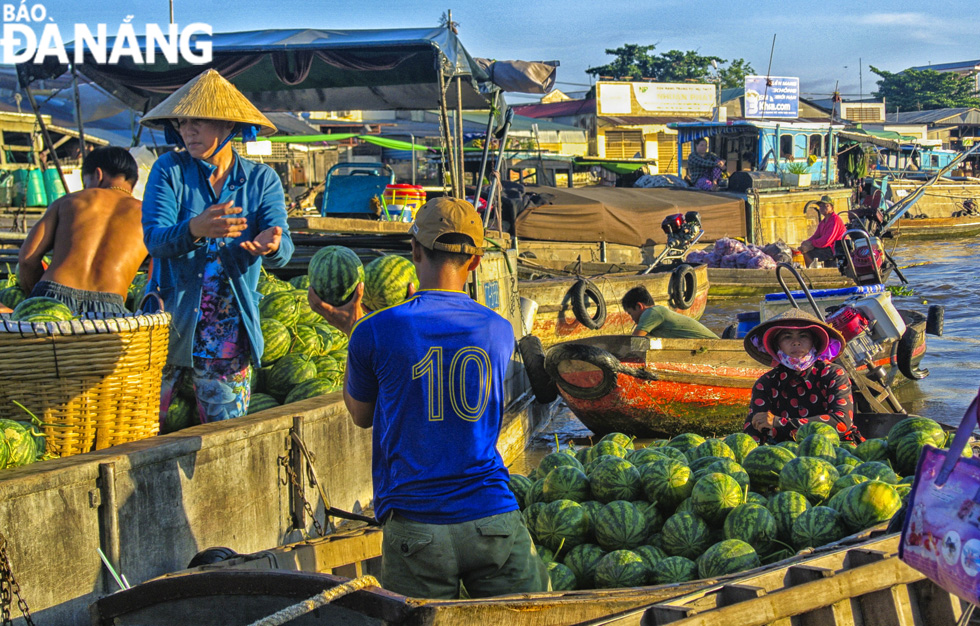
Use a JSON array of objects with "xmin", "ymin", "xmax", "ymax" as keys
[
  {"xmin": 241, "ymin": 226, "xmax": 282, "ymax": 256},
  {"xmin": 189, "ymin": 201, "xmax": 247, "ymax": 239},
  {"xmin": 308, "ymin": 283, "xmax": 364, "ymax": 337},
  {"xmin": 751, "ymin": 411, "xmax": 776, "ymax": 432}
]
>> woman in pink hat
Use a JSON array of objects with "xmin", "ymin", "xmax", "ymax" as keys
[{"xmin": 742, "ymin": 309, "xmax": 861, "ymax": 443}]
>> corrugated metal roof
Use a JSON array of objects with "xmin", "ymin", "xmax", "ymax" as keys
[
  {"xmin": 512, "ymin": 99, "xmax": 596, "ymax": 118},
  {"xmin": 598, "ymin": 115, "xmax": 708, "ymax": 127},
  {"xmin": 886, "ymin": 108, "xmax": 980, "ymax": 124},
  {"xmin": 910, "ymin": 60, "xmax": 980, "ymax": 72}
]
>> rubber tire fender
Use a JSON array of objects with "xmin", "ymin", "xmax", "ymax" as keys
[
  {"xmin": 896, "ymin": 325, "xmax": 929, "ymax": 381},
  {"xmin": 668, "ymin": 264, "xmax": 697, "ymax": 310},
  {"xmin": 568, "ymin": 279, "xmax": 607, "ymax": 330},
  {"xmin": 187, "ymin": 547, "xmax": 238, "ymax": 569},
  {"xmin": 518, "ymin": 335, "xmax": 559, "ymax": 404},
  {"xmin": 926, "ymin": 304, "xmax": 944, "ymax": 337},
  {"xmin": 544, "ymin": 342, "xmax": 621, "ymax": 401}
]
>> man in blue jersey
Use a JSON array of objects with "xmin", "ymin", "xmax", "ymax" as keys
[{"xmin": 309, "ymin": 197, "xmax": 548, "ymax": 599}]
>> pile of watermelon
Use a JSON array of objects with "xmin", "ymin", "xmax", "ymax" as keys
[
  {"xmin": 0, "ymin": 403, "xmax": 51, "ymax": 471},
  {"xmin": 514, "ymin": 417, "xmax": 971, "ymax": 591}
]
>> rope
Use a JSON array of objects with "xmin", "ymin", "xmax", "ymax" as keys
[{"xmin": 246, "ymin": 575, "xmax": 379, "ymax": 626}]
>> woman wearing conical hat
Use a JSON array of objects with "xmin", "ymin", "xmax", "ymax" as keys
[
  {"xmin": 140, "ymin": 69, "xmax": 294, "ymax": 424},
  {"xmin": 742, "ymin": 308, "xmax": 862, "ymax": 443}
]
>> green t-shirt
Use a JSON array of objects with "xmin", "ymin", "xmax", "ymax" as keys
[{"xmin": 636, "ymin": 306, "xmax": 719, "ymax": 339}]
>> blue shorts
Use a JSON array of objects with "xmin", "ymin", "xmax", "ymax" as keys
[{"xmin": 30, "ymin": 280, "xmax": 128, "ymax": 315}]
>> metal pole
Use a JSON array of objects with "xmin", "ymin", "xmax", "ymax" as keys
[
  {"xmin": 70, "ymin": 63, "xmax": 86, "ymax": 156},
  {"xmin": 169, "ymin": 0, "xmax": 174, "ymax": 24},
  {"xmin": 456, "ymin": 76, "xmax": 465, "ymax": 199},
  {"xmin": 474, "ymin": 105, "xmax": 495, "ymax": 207},
  {"xmin": 438, "ymin": 72, "xmax": 459, "ymax": 197},
  {"xmin": 410, "ymin": 133, "xmax": 416, "ymax": 186},
  {"xmin": 483, "ymin": 108, "xmax": 513, "ymax": 228},
  {"xmin": 24, "ymin": 84, "xmax": 69, "ymax": 191}
]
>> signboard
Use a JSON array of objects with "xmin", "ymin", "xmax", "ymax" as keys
[
  {"xmin": 744, "ymin": 76, "xmax": 799, "ymax": 119},
  {"xmin": 596, "ymin": 81, "xmax": 715, "ymax": 116}
]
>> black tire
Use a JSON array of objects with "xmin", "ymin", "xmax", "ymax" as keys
[
  {"xmin": 187, "ymin": 547, "xmax": 238, "ymax": 569},
  {"xmin": 896, "ymin": 326, "xmax": 929, "ymax": 381},
  {"xmin": 668, "ymin": 264, "xmax": 697, "ymax": 310},
  {"xmin": 926, "ymin": 305, "xmax": 944, "ymax": 337},
  {"xmin": 568, "ymin": 279, "xmax": 607, "ymax": 330},
  {"xmin": 518, "ymin": 335, "xmax": 558, "ymax": 404},
  {"xmin": 544, "ymin": 343, "xmax": 620, "ymax": 401},
  {"xmin": 721, "ymin": 323, "xmax": 738, "ymax": 339}
]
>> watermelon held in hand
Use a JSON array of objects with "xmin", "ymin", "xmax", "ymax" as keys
[
  {"xmin": 594, "ymin": 500, "xmax": 648, "ymax": 551},
  {"xmin": 838, "ymin": 480, "xmax": 902, "ymax": 532},
  {"xmin": 11, "ymin": 296, "xmax": 73, "ymax": 322},
  {"xmin": 723, "ymin": 503, "xmax": 777, "ymax": 555},
  {"xmin": 308, "ymin": 246, "xmax": 364, "ymax": 307},
  {"xmin": 546, "ymin": 561, "xmax": 578, "ymax": 590},
  {"xmin": 542, "ymin": 466, "xmax": 591, "ymax": 503},
  {"xmin": 660, "ymin": 512, "xmax": 713, "ymax": 560},
  {"xmin": 779, "ymin": 456, "xmax": 835, "ymax": 504},
  {"xmin": 791, "ymin": 506, "xmax": 844, "ymax": 550},
  {"xmin": 653, "ymin": 555, "xmax": 698, "ymax": 584},
  {"xmin": 594, "ymin": 549, "xmax": 650, "ymax": 588},
  {"xmin": 362, "ymin": 254, "xmax": 418, "ymax": 311},
  {"xmin": 743, "ymin": 445, "xmax": 797, "ymax": 491},
  {"xmin": 563, "ymin": 543, "xmax": 606, "ymax": 589},
  {"xmin": 691, "ymin": 472, "xmax": 744, "ymax": 526},
  {"xmin": 697, "ymin": 539, "xmax": 760, "ymax": 579}
]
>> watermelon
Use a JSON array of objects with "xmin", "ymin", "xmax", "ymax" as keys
[
  {"xmin": 362, "ymin": 255, "xmax": 418, "ymax": 312},
  {"xmin": 525, "ymin": 480, "xmax": 546, "ymax": 507},
  {"xmin": 313, "ymin": 355, "xmax": 344, "ymax": 383},
  {"xmin": 508, "ymin": 474, "xmax": 533, "ymax": 509},
  {"xmin": 851, "ymin": 461, "xmax": 899, "ymax": 484},
  {"xmin": 830, "ymin": 473, "xmax": 869, "ymax": 498},
  {"xmin": 563, "ymin": 543, "xmax": 606, "ymax": 589},
  {"xmin": 0, "ymin": 286, "xmax": 26, "ymax": 310},
  {"xmin": 535, "ymin": 499, "xmax": 591, "ymax": 555},
  {"xmin": 309, "ymin": 246, "xmax": 364, "ymax": 306},
  {"xmin": 655, "ymin": 446, "xmax": 689, "ymax": 464},
  {"xmin": 835, "ymin": 464, "xmax": 854, "ymax": 477},
  {"xmin": 284, "ymin": 378, "xmax": 338, "ymax": 404},
  {"xmin": 666, "ymin": 433, "xmax": 706, "ymax": 453},
  {"xmin": 688, "ymin": 438, "xmax": 736, "ymax": 462},
  {"xmin": 796, "ymin": 422, "xmax": 840, "ymax": 445},
  {"xmin": 743, "ymin": 445, "xmax": 797, "ymax": 491},
  {"xmin": 626, "ymin": 447, "xmax": 666, "ymax": 467},
  {"xmin": 594, "ymin": 501, "xmax": 647, "ymax": 551},
  {"xmin": 660, "ymin": 512, "xmax": 713, "ymax": 559},
  {"xmin": 256, "ymin": 278, "xmax": 288, "ymax": 296},
  {"xmin": 523, "ymin": 502, "xmax": 547, "ymax": 541},
  {"xmin": 259, "ymin": 318, "xmax": 292, "ymax": 366},
  {"xmin": 746, "ymin": 492, "xmax": 769, "ymax": 506},
  {"xmin": 768, "ymin": 491, "xmax": 811, "ymax": 541},
  {"xmin": 0, "ymin": 420, "xmax": 37, "ymax": 468},
  {"xmin": 266, "ymin": 353, "xmax": 317, "ymax": 400},
  {"xmin": 546, "ymin": 561, "xmax": 577, "ymax": 590},
  {"xmin": 292, "ymin": 292, "xmax": 324, "ymax": 326},
  {"xmin": 291, "ymin": 324, "xmax": 327, "ymax": 357},
  {"xmin": 887, "ymin": 416, "xmax": 945, "ymax": 448},
  {"xmin": 838, "ymin": 480, "xmax": 902, "ymax": 531},
  {"xmin": 585, "ymin": 440, "xmax": 628, "ymax": 464},
  {"xmin": 633, "ymin": 501, "xmax": 664, "ymax": 537},
  {"xmin": 11, "ymin": 296, "xmax": 73, "ymax": 322},
  {"xmin": 796, "ymin": 434, "xmax": 838, "ymax": 463},
  {"xmin": 538, "ymin": 450, "xmax": 584, "ymax": 476},
  {"xmin": 854, "ymin": 438, "xmax": 889, "ymax": 463},
  {"xmin": 836, "ymin": 447, "xmax": 861, "ymax": 465},
  {"xmin": 589, "ymin": 457, "xmax": 641, "ymax": 503},
  {"xmin": 247, "ymin": 392, "xmax": 280, "ymax": 415},
  {"xmin": 162, "ymin": 394, "xmax": 196, "ymax": 433},
  {"xmin": 653, "ymin": 556, "xmax": 698, "ymax": 584},
  {"xmin": 699, "ymin": 459, "xmax": 750, "ymax": 491},
  {"xmin": 594, "ymin": 549, "xmax": 650, "ymax": 588},
  {"xmin": 579, "ymin": 500, "xmax": 602, "ymax": 537},
  {"xmin": 534, "ymin": 544, "xmax": 554, "ymax": 563},
  {"xmin": 259, "ymin": 291, "xmax": 299, "ymax": 326},
  {"xmin": 899, "ymin": 475, "xmax": 915, "ymax": 485},
  {"xmin": 777, "ymin": 440, "xmax": 800, "ymax": 455},
  {"xmin": 689, "ymin": 455, "xmax": 725, "ymax": 475},
  {"xmin": 312, "ymin": 325, "xmax": 336, "ymax": 354},
  {"xmin": 891, "ymin": 431, "xmax": 934, "ymax": 476},
  {"xmin": 289, "ymin": 274, "xmax": 311, "ymax": 290},
  {"xmin": 691, "ymin": 472, "xmax": 744, "ymax": 525},
  {"xmin": 600, "ymin": 432, "xmax": 635, "ymax": 451},
  {"xmin": 778, "ymin": 456, "xmax": 834, "ymax": 504},
  {"xmin": 640, "ymin": 459, "xmax": 694, "ymax": 509},
  {"xmin": 943, "ymin": 431, "xmax": 975, "ymax": 458},
  {"xmin": 574, "ymin": 447, "xmax": 591, "ymax": 466},
  {"xmin": 723, "ymin": 433, "xmax": 758, "ymax": 464},
  {"xmin": 698, "ymin": 539, "xmax": 760, "ymax": 579},
  {"xmin": 635, "ymin": 544, "xmax": 668, "ymax": 569},
  {"xmin": 791, "ymin": 506, "xmax": 844, "ymax": 550},
  {"xmin": 542, "ymin": 466, "xmax": 591, "ymax": 503},
  {"xmin": 723, "ymin": 503, "xmax": 777, "ymax": 555},
  {"xmin": 674, "ymin": 497, "xmax": 696, "ymax": 515}
]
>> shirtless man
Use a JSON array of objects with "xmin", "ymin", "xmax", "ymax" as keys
[{"xmin": 18, "ymin": 146, "xmax": 147, "ymax": 315}]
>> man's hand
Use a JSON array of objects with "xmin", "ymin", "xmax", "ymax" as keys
[
  {"xmin": 750, "ymin": 411, "xmax": 776, "ymax": 432},
  {"xmin": 241, "ymin": 226, "xmax": 282, "ymax": 256},
  {"xmin": 308, "ymin": 283, "xmax": 364, "ymax": 337},
  {"xmin": 799, "ymin": 240, "xmax": 814, "ymax": 253},
  {"xmin": 189, "ymin": 201, "xmax": 247, "ymax": 239},
  {"xmin": 717, "ymin": 159, "xmax": 726, "ymax": 168}
]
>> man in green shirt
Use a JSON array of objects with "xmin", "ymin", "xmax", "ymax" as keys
[{"xmin": 621, "ymin": 286, "xmax": 719, "ymax": 339}]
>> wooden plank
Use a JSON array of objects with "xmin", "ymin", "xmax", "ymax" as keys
[
  {"xmin": 857, "ymin": 583, "xmax": 913, "ymax": 626},
  {"xmin": 719, "ymin": 584, "xmax": 766, "ymax": 605},
  {"xmin": 787, "ymin": 565, "xmax": 835, "ymax": 586}
]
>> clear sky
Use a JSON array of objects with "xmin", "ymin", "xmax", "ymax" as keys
[{"xmin": 33, "ymin": 0, "xmax": 980, "ymax": 103}]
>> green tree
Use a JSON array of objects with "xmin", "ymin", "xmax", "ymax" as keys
[
  {"xmin": 870, "ymin": 66, "xmax": 980, "ymax": 112},
  {"xmin": 586, "ymin": 44, "xmax": 754, "ymax": 87},
  {"xmin": 717, "ymin": 58, "xmax": 755, "ymax": 89},
  {"xmin": 585, "ymin": 44, "xmax": 658, "ymax": 81}
]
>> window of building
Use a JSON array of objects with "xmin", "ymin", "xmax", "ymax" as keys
[
  {"xmin": 605, "ymin": 130, "xmax": 644, "ymax": 160},
  {"xmin": 780, "ymin": 134, "xmax": 794, "ymax": 159},
  {"xmin": 809, "ymin": 134, "xmax": 823, "ymax": 157}
]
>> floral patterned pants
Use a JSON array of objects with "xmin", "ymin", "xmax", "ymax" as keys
[{"xmin": 160, "ymin": 354, "xmax": 252, "ymax": 425}]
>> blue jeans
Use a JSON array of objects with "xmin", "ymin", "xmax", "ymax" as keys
[{"xmin": 30, "ymin": 280, "xmax": 128, "ymax": 315}]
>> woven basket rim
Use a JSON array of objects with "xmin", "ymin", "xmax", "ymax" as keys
[{"xmin": 0, "ymin": 312, "xmax": 172, "ymax": 337}]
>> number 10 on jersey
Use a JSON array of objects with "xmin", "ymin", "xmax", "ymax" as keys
[{"xmin": 412, "ymin": 346, "xmax": 492, "ymax": 422}]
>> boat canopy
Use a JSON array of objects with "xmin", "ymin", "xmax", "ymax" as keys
[
  {"xmin": 514, "ymin": 187, "xmax": 746, "ymax": 247},
  {"xmin": 837, "ymin": 128, "xmax": 918, "ymax": 151},
  {"xmin": 670, "ymin": 120, "xmax": 844, "ymax": 145},
  {"xmin": 16, "ymin": 27, "xmax": 553, "ymax": 113}
]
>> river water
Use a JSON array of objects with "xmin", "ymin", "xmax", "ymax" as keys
[{"xmin": 516, "ymin": 237, "xmax": 980, "ymax": 471}]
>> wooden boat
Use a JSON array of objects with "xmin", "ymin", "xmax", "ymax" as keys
[
  {"xmin": 518, "ymin": 261, "xmax": 710, "ymax": 347},
  {"xmin": 893, "ymin": 214, "xmax": 980, "ymax": 240},
  {"xmin": 706, "ymin": 266, "xmax": 854, "ymax": 298},
  {"xmin": 545, "ymin": 318, "xmax": 928, "ymax": 438}
]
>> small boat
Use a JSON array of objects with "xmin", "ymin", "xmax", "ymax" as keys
[
  {"xmin": 893, "ymin": 214, "xmax": 980, "ymax": 240},
  {"xmin": 706, "ymin": 266, "xmax": 855, "ymax": 298}
]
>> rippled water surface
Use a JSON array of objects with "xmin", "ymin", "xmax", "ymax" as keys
[{"xmin": 520, "ymin": 238, "xmax": 980, "ymax": 466}]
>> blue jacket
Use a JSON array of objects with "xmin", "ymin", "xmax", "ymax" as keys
[{"xmin": 142, "ymin": 150, "xmax": 294, "ymax": 368}]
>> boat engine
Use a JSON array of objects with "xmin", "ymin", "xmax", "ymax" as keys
[
  {"xmin": 826, "ymin": 291, "xmax": 906, "ymax": 381},
  {"xmin": 834, "ymin": 231, "xmax": 887, "ymax": 285},
  {"xmin": 646, "ymin": 211, "xmax": 704, "ymax": 269}
]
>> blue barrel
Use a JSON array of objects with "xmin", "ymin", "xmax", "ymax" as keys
[
  {"xmin": 43, "ymin": 168, "xmax": 66, "ymax": 202},
  {"xmin": 736, "ymin": 311, "xmax": 761, "ymax": 338},
  {"xmin": 26, "ymin": 169, "xmax": 48, "ymax": 207}
]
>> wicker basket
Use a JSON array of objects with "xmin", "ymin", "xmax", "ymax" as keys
[{"xmin": 0, "ymin": 312, "xmax": 171, "ymax": 457}]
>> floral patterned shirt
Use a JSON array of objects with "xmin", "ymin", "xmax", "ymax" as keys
[
  {"xmin": 192, "ymin": 241, "xmax": 247, "ymax": 359},
  {"xmin": 743, "ymin": 360, "xmax": 860, "ymax": 443}
]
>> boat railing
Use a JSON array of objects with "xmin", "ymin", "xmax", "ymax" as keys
[{"xmin": 774, "ymin": 262, "xmax": 826, "ymax": 320}]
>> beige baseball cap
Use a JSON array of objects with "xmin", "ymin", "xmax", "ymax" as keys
[{"xmin": 410, "ymin": 197, "xmax": 485, "ymax": 256}]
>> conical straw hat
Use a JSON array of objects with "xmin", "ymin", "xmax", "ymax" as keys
[
  {"xmin": 743, "ymin": 307, "xmax": 845, "ymax": 366},
  {"xmin": 140, "ymin": 69, "xmax": 276, "ymax": 136}
]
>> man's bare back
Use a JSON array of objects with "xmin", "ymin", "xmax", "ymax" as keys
[{"xmin": 18, "ymin": 188, "xmax": 147, "ymax": 297}]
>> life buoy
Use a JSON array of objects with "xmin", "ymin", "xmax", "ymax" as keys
[
  {"xmin": 668, "ymin": 264, "xmax": 697, "ymax": 310},
  {"xmin": 896, "ymin": 326, "xmax": 929, "ymax": 381},
  {"xmin": 544, "ymin": 342, "xmax": 621, "ymax": 401},
  {"xmin": 926, "ymin": 305, "xmax": 944, "ymax": 337},
  {"xmin": 568, "ymin": 279, "xmax": 607, "ymax": 330},
  {"xmin": 187, "ymin": 547, "xmax": 238, "ymax": 569},
  {"xmin": 518, "ymin": 335, "xmax": 558, "ymax": 404}
]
